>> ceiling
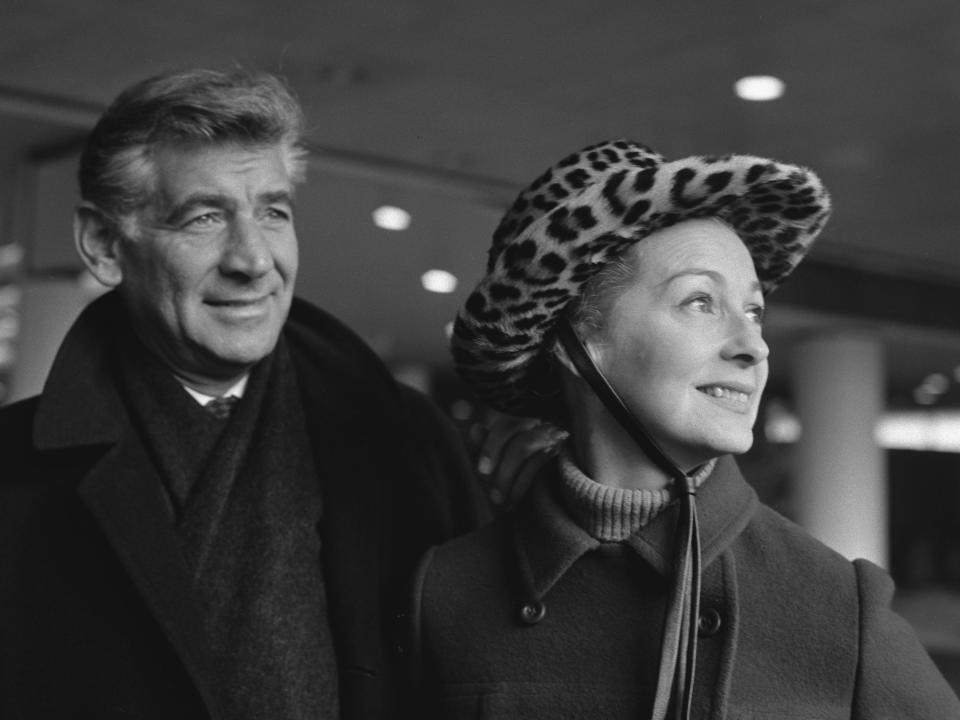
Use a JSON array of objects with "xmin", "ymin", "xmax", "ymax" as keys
[{"xmin": 2, "ymin": 0, "xmax": 960, "ymax": 408}]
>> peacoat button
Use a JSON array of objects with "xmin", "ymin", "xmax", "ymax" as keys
[
  {"xmin": 698, "ymin": 607, "xmax": 723, "ymax": 637},
  {"xmin": 519, "ymin": 600, "xmax": 546, "ymax": 625}
]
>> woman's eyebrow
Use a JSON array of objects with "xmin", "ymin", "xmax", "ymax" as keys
[
  {"xmin": 660, "ymin": 268, "xmax": 724, "ymax": 287},
  {"xmin": 660, "ymin": 269, "xmax": 763, "ymax": 295}
]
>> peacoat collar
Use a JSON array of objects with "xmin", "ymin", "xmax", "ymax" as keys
[{"xmin": 513, "ymin": 455, "xmax": 759, "ymax": 601}]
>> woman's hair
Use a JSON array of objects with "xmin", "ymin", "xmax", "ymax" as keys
[
  {"xmin": 78, "ymin": 68, "xmax": 308, "ymax": 233},
  {"xmin": 538, "ymin": 243, "xmax": 641, "ymax": 427},
  {"xmin": 565, "ymin": 248, "xmax": 640, "ymax": 338}
]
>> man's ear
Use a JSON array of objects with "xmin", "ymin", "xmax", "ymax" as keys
[{"xmin": 74, "ymin": 203, "xmax": 124, "ymax": 288}]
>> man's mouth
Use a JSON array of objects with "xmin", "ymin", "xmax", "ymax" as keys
[{"xmin": 206, "ymin": 295, "xmax": 270, "ymax": 308}]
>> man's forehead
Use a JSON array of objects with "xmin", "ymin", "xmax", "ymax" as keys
[{"xmin": 149, "ymin": 142, "xmax": 294, "ymax": 204}]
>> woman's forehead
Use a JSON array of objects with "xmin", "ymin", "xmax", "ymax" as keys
[{"xmin": 636, "ymin": 219, "xmax": 756, "ymax": 281}]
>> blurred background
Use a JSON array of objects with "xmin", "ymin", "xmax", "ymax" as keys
[{"xmin": 0, "ymin": 0, "xmax": 958, "ymax": 689}]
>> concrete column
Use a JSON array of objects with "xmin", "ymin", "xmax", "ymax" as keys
[{"xmin": 790, "ymin": 333, "xmax": 888, "ymax": 567}]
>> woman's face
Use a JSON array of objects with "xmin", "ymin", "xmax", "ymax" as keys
[{"xmin": 583, "ymin": 218, "xmax": 769, "ymax": 469}]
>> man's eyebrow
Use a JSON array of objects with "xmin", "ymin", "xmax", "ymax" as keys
[
  {"xmin": 261, "ymin": 190, "xmax": 295, "ymax": 207},
  {"xmin": 161, "ymin": 189, "xmax": 295, "ymax": 225}
]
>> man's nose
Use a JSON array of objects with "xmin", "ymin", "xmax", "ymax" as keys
[{"xmin": 219, "ymin": 216, "xmax": 272, "ymax": 278}]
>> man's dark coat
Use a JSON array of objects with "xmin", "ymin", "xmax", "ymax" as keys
[{"xmin": 0, "ymin": 292, "xmax": 483, "ymax": 719}]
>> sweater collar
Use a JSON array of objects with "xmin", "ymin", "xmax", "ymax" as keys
[
  {"xmin": 513, "ymin": 454, "xmax": 758, "ymax": 600},
  {"xmin": 557, "ymin": 446, "xmax": 716, "ymax": 541}
]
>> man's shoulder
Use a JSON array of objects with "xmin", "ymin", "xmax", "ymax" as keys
[
  {"xmin": 0, "ymin": 396, "xmax": 49, "ymax": 492},
  {"xmin": 0, "ymin": 395, "xmax": 39, "ymax": 447},
  {"xmin": 284, "ymin": 296, "xmax": 398, "ymax": 390}
]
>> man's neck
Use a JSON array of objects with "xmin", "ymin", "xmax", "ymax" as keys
[{"xmin": 176, "ymin": 373, "xmax": 249, "ymax": 400}]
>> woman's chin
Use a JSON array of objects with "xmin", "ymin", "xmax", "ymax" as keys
[{"xmin": 672, "ymin": 433, "xmax": 755, "ymax": 471}]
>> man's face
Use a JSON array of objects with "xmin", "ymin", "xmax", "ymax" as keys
[{"xmin": 115, "ymin": 142, "xmax": 298, "ymax": 391}]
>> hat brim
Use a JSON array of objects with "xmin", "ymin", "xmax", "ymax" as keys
[{"xmin": 453, "ymin": 139, "xmax": 831, "ymax": 417}]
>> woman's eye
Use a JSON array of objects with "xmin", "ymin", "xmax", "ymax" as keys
[
  {"xmin": 686, "ymin": 294, "xmax": 715, "ymax": 312},
  {"xmin": 747, "ymin": 305, "xmax": 766, "ymax": 324}
]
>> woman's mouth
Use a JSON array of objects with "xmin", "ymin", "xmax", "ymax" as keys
[
  {"xmin": 698, "ymin": 384, "xmax": 750, "ymax": 404},
  {"xmin": 697, "ymin": 384, "xmax": 755, "ymax": 412}
]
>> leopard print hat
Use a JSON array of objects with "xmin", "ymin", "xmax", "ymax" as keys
[{"xmin": 452, "ymin": 138, "xmax": 831, "ymax": 417}]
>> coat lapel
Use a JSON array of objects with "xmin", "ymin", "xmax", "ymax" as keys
[
  {"xmin": 286, "ymin": 309, "xmax": 385, "ymax": 675},
  {"xmin": 513, "ymin": 455, "xmax": 759, "ymax": 599},
  {"xmin": 624, "ymin": 455, "xmax": 759, "ymax": 573},
  {"xmin": 77, "ymin": 434, "xmax": 224, "ymax": 717}
]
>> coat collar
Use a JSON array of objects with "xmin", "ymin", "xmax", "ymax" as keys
[
  {"xmin": 33, "ymin": 291, "xmax": 127, "ymax": 450},
  {"xmin": 513, "ymin": 455, "xmax": 758, "ymax": 600}
]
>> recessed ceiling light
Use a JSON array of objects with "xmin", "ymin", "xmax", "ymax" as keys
[
  {"xmin": 421, "ymin": 269, "xmax": 458, "ymax": 294},
  {"xmin": 734, "ymin": 75, "xmax": 785, "ymax": 102},
  {"xmin": 922, "ymin": 373, "xmax": 950, "ymax": 395},
  {"xmin": 0, "ymin": 244, "xmax": 23, "ymax": 267},
  {"xmin": 372, "ymin": 205, "xmax": 411, "ymax": 231}
]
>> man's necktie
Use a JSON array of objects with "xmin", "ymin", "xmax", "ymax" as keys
[{"xmin": 204, "ymin": 395, "xmax": 239, "ymax": 420}]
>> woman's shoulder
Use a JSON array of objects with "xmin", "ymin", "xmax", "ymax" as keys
[
  {"xmin": 419, "ymin": 514, "xmax": 515, "ymax": 583},
  {"xmin": 736, "ymin": 502, "xmax": 861, "ymax": 593}
]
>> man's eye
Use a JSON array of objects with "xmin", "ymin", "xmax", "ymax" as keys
[
  {"xmin": 264, "ymin": 207, "xmax": 292, "ymax": 222},
  {"xmin": 184, "ymin": 212, "xmax": 220, "ymax": 229}
]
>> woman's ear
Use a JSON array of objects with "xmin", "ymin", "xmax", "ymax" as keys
[
  {"xmin": 74, "ymin": 203, "xmax": 124, "ymax": 288},
  {"xmin": 552, "ymin": 338, "xmax": 580, "ymax": 377},
  {"xmin": 552, "ymin": 329, "xmax": 606, "ymax": 379}
]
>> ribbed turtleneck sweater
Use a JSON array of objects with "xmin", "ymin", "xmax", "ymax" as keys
[{"xmin": 557, "ymin": 446, "xmax": 716, "ymax": 542}]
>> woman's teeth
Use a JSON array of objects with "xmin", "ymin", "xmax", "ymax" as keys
[{"xmin": 699, "ymin": 385, "xmax": 749, "ymax": 404}]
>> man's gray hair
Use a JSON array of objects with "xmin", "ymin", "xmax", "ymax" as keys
[{"xmin": 78, "ymin": 68, "xmax": 308, "ymax": 230}]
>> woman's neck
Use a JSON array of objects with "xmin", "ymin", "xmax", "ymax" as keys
[
  {"xmin": 565, "ymin": 382, "xmax": 713, "ymax": 492},
  {"xmin": 569, "ymin": 419, "xmax": 673, "ymax": 491}
]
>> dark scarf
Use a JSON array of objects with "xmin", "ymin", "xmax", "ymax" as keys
[{"xmin": 117, "ymin": 334, "xmax": 339, "ymax": 719}]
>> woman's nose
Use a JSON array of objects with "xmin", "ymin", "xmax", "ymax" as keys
[{"xmin": 722, "ymin": 315, "xmax": 770, "ymax": 366}]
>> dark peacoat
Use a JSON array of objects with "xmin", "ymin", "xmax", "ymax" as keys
[
  {"xmin": 0, "ymin": 291, "xmax": 484, "ymax": 720},
  {"xmin": 410, "ymin": 455, "xmax": 960, "ymax": 719}
]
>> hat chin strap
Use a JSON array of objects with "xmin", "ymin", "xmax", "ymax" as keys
[{"xmin": 556, "ymin": 318, "xmax": 701, "ymax": 720}]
